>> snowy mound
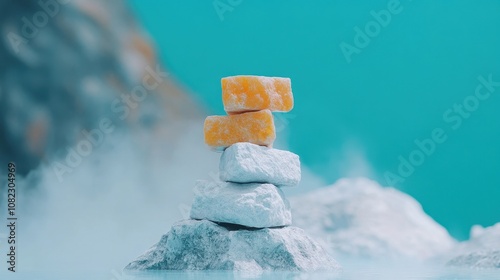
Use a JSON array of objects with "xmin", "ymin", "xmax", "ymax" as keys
[
  {"xmin": 125, "ymin": 219, "xmax": 340, "ymax": 271},
  {"xmin": 290, "ymin": 178, "xmax": 456, "ymax": 260},
  {"xmin": 447, "ymin": 251, "xmax": 500, "ymax": 269},
  {"xmin": 447, "ymin": 223, "xmax": 500, "ymax": 269}
]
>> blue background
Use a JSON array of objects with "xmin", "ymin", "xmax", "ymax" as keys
[{"xmin": 129, "ymin": 0, "xmax": 500, "ymax": 240}]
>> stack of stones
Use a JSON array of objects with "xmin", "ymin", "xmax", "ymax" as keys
[
  {"xmin": 192, "ymin": 75, "xmax": 299, "ymax": 228},
  {"xmin": 125, "ymin": 76, "xmax": 339, "ymax": 271}
]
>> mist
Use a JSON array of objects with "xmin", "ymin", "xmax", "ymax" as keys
[
  {"xmin": 12, "ymin": 121, "xmax": 219, "ymax": 272},
  {"xmin": 10, "ymin": 119, "xmax": 336, "ymax": 273}
]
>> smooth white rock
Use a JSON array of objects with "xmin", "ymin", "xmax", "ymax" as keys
[
  {"xmin": 220, "ymin": 142, "xmax": 301, "ymax": 187},
  {"xmin": 190, "ymin": 180, "xmax": 292, "ymax": 228},
  {"xmin": 446, "ymin": 223, "xmax": 500, "ymax": 268},
  {"xmin": 290, "ymin": 178, "xmax": 456, "ymax": 260},
  {"xmin": 125, "ymin": 219, "xmax": 341, "ymax": 271}
]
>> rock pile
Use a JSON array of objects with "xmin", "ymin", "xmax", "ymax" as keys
[
  {"xmin": 126, "ymin": 75, "xmax": 340, "ymax": 271},
  {"xmin": 190, "ymin": 143, "xmax": 299, "ymax": 228}
]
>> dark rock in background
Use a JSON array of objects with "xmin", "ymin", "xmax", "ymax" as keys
[{"xmin": 0, "ymin": 0, "xmax": 201, "ymax": 175}]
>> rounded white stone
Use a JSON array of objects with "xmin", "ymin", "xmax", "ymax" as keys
[
  {"xmin": 190, "ymin": 180, "xmax": 292, "ymax": 228},
  {"xmin": 220, "ymin": 142, "xmax": 301, "ymax": 187}
]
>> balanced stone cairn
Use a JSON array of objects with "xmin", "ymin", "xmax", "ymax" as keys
[{"xmin": 126, "ymin": 76, "xmax": 340, "ymax": 271}]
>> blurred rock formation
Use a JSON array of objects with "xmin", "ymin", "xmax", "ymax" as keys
[{"xmin": 0, "ymin": 0, "xmax": 201, "ymax": 175}]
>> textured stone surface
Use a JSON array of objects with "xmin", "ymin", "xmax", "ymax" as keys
[
  {"xmin": 290, "ymin": 178, "xmax": 456, "ymax": 260},
  {"xmin": 220, "ymin": 142, "xmax": 300, "ymax": 187},
  {"xmin": 190, "ymin": 180, "xmax": 291, "ymax": 228},
  {"xmin": 203, "ymin": 110, "xmax": 275, "ymax": 149},
  {"xmin": 447, "ymin": 251, "xmax": 500, "ymax": 269},
  {"xmin": 222, "ymin": 76, "xmax": 293, "ymax": 113},
  {"xmin": 125, "ymin": 219, "xmax": 340, "ymax": 271},
  {"xmin": 446, "ymin": 223, "xmax": 500, "ymax": 269}
]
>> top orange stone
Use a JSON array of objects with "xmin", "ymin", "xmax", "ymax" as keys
[{"xmin": 222, "ymin": 75, "xmax": 294, "ymax": 114}]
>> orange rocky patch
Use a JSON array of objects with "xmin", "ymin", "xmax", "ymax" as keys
[
  {"xmin": 222, "ymin": 76, "xmax": 293, "ymax": 114},
  {"xmin": 204, "ymin": 110, "xmax": 275, "ymax": 149}
]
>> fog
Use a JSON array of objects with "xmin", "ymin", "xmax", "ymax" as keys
[
  {"xmin": 10, "ymin": 120, "xmax": 347, "ymax": 273},
  {"xmin": 13, "ymin": 121, "xmax": 217, "ymax": 272}
]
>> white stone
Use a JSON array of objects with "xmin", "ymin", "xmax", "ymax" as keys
[
  {"xmin": 125, "ymin": 219, "xmax": 341, "ymax": 271},
  {"xmin": 446, "ymin": 223, "xmax": 500, "ymax": 268},
  {"xmin": 190, "ymin": 180, "xmax": 292, "ymax": 228},
  {"xmin": 290, "ymin": 178, "xmax": 456, "ymax": 260},
  {"xmin": 220, "ymin": 142, "xmax": 301, "ymax": 187},
  {"xmin": 447, "ymin": 251, "xmax": 500, "ymax": 269}
]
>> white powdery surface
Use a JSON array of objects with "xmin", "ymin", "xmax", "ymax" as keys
[
  {"xmin": 446, "ymin": 223, "xmax": 500, "ymax": 269},
  {"xmin": 290, "ymin": 178, "xmax": 456, "ymax": 260},
  {"xmin": 190, "ymin": 180, "xmax": 292, "ymax": 228},
  {"xmin": 125, "ymin": 219, "xmax": 340, "ymax": 271},
  {"xmin": 220, "ymin": 142, "xmax": 301, "ymax": 187}
]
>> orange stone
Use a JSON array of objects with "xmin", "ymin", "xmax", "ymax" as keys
[
  {"xmin": 204, "ymin": 110, "xmax": 276, "ymax": 149},
  {"xmin": 222, "ymin": 76, "xmax": 293, "ymax": 114}
]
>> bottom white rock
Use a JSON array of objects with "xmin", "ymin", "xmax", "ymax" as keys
[{"xmin": 125, "ymin": 219, "xmax": 340, "ymax": 271}]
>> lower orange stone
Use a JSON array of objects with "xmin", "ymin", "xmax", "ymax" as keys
[{"xmin": 204, "ymin": 110, "xmax": 275, "ymax": 149}]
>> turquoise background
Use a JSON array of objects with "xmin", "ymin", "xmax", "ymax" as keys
[{"xmin": 129, "ymin": 0, "xmax": 500, "ymax": 240}]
